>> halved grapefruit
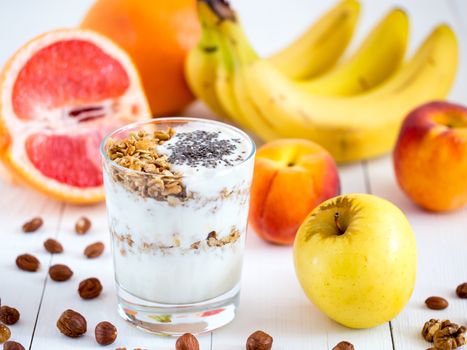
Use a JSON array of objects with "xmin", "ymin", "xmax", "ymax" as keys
[{"xmin": 0, "ymin": 29, "xmax": 150, "ymax": 203}]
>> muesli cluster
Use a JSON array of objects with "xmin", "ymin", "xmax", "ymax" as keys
[{"xmin": 106, "ymin": 128, "xmax": 184, "ymax": 200}]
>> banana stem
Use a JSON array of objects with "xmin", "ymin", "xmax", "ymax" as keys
[{"xmin": 198, "ymin": 0, "xmax": 236, "ymax": 21}]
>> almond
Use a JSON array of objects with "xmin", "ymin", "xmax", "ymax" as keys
[
  {"xmin": 43, "ymin": 238, "xmax": 63, "ymax": 254},
  {"xmin": 84, "ymin": 242, "xmax": 105, "ymax": 258},
  {"xmin": 75, "ymin": 217, "xmax": 91, "ymax": 235},
  {"xmin": 49, "ymin": 264, "xmax": 73, "ymax": 282},
  {"xmin": 22, "ymin": 217, "xmax": 43, "ymax": 233},
  {"xmin": 425, "ymin": 296, "xmax": 449, "ymax": 310},
  {"xmin": 16, "ymin": 254, "xmax": 40, "ymax": 272}
]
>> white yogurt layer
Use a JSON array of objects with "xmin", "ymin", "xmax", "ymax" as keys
[{"xmin": 104, "ymin": 120, "xmax": 254, "ymax": 304}]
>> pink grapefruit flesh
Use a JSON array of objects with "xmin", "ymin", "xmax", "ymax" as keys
[
  {"xmin": 0, "ymin": 29, "xmax": 150, "ymax": 203},
  {"xmin": 25, "ymin": 132, "xmax": 103, "ymax": 188},
  {"xmin": 12, "ymin": 40, "xmax": 130, "ymax": 120}
]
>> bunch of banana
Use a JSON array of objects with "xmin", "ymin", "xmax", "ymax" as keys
[{"xmin": 185, "ymin": 0, "xmax": 458, "ymax": 162}]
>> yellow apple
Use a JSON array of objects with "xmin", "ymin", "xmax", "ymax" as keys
[{"xmin": 293, "ymin": 194, "xmax": 417, "ymax": 329}]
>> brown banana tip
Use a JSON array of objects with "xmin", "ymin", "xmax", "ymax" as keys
[{"xmin": 198, "ymin": 0, "xmax": 236, "ymax": 21}]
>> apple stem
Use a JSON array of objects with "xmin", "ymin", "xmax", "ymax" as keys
[{"xmin": 334, "ymin": 212, "xmax": 345, "ymax": 235}]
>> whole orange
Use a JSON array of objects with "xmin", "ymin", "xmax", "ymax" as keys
[{"xmin": 81, "ymin": 0, "xmax": 200, "ymax": 116}]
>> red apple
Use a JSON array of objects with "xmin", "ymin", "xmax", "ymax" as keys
[
  {"xmin": 393, "ymin": 101, "xmax": 467, "ymax": 211},
  {"xmin": 249, "ymin": 139, "xmax": 340, "ymax": 245}
]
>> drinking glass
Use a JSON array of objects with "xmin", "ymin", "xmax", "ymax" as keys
[{"xmin": 100, "ymin": 117, "xmax": 255, "ymax": 335}]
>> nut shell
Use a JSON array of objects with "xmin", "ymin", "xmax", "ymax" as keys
[
  {"xmin": 43, "ymin": 238, "xmax": 63, "ymax": 254},
  {"xmin": 425, "ymin": 296, "xmax": 449, "ymax": 310},
  {"xmin": 456, "ymin": 283, "xmax": 467, "ymax": 298},
  {"xmin": 332, "ymin": 341, "xmax": 355, "ymax": 350},
  {"xmin": 57, "ymin": 309, "xmax": 87, "ymax": 337},
  {"xmin": 78, "ymin": 277, "xmax": 103, "ymax": 299},
  {"xmin": 175, "ymin": 333, "xmax": 199, "ymax": 350},
  {"xmin": 95, "ymin": 321, "xmax": 117, "ymax": 345},
  {"xmin": 246, "ymin": 330, "xmax": 273, "ymax": 350},
  {"xmin": 75, "ymin": 217, "xmax": 91, "ymax": 235},
  {"xmin": 49, "ymin": 264, "xmax": 73, "ymax": 282},
  {"xmin": 0, "ymin": 306, "xmax": 20, "ymax": 325},
  {"xmin": 3, "ymin": 341, "xmax": 25, "ymax": 350},
  {"xmin": 84, "ymin": 242, "xmax": 105, "ymax": 258},
  {"xmin": 0, "ymin": 323, "xmax": 11, "ymax": 343},
  {"xmin": 15, "ymin": 254, "xmax": 40, "ymax": 272},
  {"xmin": 22, "ymin": 217, "xmax": 43, "ymax": 232}
]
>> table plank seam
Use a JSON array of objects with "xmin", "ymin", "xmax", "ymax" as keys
[
  {"xmin": 28, "ymin": 261, "xmax": 50, "ymax": 350},
  {"xmin": 29, "ymin": 203, "xmax": 66, "ymax": 350},
  {"xmin": 363, "ymin": 159, "xmax": 396, "ymax": 350},
  {"xmin": 388, "ymin": 321, "xmax": 396, "ymax": 350}
]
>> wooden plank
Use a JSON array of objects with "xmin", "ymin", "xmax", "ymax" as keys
[
  {"xmin": 30, "ymin": 203, "xmax": 212, "ymax": 349},
  {"xmin": 211, "ymin": 162, "xmax": 394, "ymax": 350},
  {"xmin": 0, "ymin": 180, "xmax": 63, "ymax": 348},
  {"xmin": 366, "ymin": 156, "xmax": 467, "ymax": 350}
]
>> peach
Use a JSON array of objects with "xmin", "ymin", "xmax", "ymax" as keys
[
  {"xmin": 393, "ymin": 101, "xmax": 467, "ymax": 211},
  {"xmin": 249, "ymin": 139, "xmax": 340, "ymax": 245}
]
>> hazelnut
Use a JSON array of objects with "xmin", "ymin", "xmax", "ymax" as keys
[
  {"xmin": 75, "ymin": 216, "xmax": 91, "ymax": 235},
  {"xmin": 0, "ymin": 306, "xmax": 20, "ymax": 325},
  {"xmin": 95, "ymin": 321, "xmax": 117, "ymax": 345},
  {"xmin": 0, "ymin": 324, "xmax": 11, "ymax": 343},
  {"xmin": 456, "ymin": 283, "xmax": 467, "ymax": 298},
  {"xmin": 176, "ymin": 333, "xmax": 199, "ymax": 350},
  {"xmin": 332, "ymin": 341, "xmax": 355, "ymax": 350},
  {"xmin": 56, "ymin": 309, "xmax": 87, "ymax": 337},
  {"xmin": 49, "ymin": 264, "xmax": 73, "ymax": 282},
  {"xmin": 78, "ymin": 277, "xmax": 103, "ymax": 299},
  {"xmin": 246, "ymin": 330, "xmax": 273, "ymax": 350},
  {"xmin": 43, "ymin": 238, "xmax": 63, "ymax": 254},
  {"xmin": 3, "ymin": 341, "xmax": 25, "ymax": 350}
]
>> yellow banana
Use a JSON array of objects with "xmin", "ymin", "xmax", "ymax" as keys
[
  {"xmin": 187, "ymin": 0, "xmax": 361, "ymax": 118},
  {"xmin": 184, "ymin": 3, "xmax": 225, "ymax": 116},
  {"xmin": 225, "ymin": 26, "xmax": 282, "ymax": 140},
  {"xmin": 252, "ymin": 27, "xmax": 457, "ymax": 162},
  {"xmin": 299, "ymin": 8, "xmax": 409, "ymax": 96},
  {"xmin": 268, "ymin": 0, "xmax": 360, "ymax": 79},
  {"xmin": 219, "ymin": 16, "xmax": 458, "ymax": 162},
  {"xmin": 214, "ymin": 35, "xmax": 239, "ymax": 120}
]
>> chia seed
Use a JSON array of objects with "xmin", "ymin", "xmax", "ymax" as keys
[{"xmin": 167, "ymin": 130, "xmax": 241, "ymax": 168}]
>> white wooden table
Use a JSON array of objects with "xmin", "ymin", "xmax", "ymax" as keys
[{"xmin": 0, "ymin": 0, "xmax": 466, "ymax": 349}]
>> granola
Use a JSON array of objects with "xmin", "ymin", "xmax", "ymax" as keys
[
  {"xmin": 106, "ymin": 128, "xmax": 185, "ymax": 200},
  {"xmin": 112, "ymin": 227, "xmax": 241, "ymax": 256}
]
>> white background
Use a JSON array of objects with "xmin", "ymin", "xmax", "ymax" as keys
[{"xmin": 0, "ymin": 0, "xmax": 466, "ymax": 349}]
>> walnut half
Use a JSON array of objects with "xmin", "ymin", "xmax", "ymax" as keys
[{"xmin": 433, "ymin": 321, "xmax": 466, "ymax": 350}]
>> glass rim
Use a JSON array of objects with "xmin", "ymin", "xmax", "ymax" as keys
[{"xmin": 99, "ymin": 116, "xmax": 256, "ymax": 178}]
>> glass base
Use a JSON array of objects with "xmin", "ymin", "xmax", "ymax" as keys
[{"xmin": 116, "ymin": 283, "xmax": 240, "ymax": 336}]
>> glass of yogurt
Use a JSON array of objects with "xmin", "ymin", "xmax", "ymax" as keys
[{"xmin": 100, "ymin": 117, "xmax": 255, "ymax": 335}]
